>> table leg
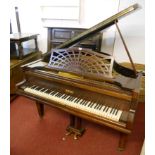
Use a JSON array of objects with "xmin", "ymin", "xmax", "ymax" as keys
[
  {"xmin": 36, "ymin": 101, "xmax": 44, "ymax": 118},
  {"xmin": 17, "ymin": 42, "xmax": 23, "ymax": 59},
  {"xmin": 34, "ymin": 37, "xmax": 39, "ymax": 51}
]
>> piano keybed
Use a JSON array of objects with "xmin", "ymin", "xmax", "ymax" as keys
[{"xmin": 20, "ymin": 82, "xmax": 130, "ymax": 126}]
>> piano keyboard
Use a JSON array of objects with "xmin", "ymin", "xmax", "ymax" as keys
[{"xmin": 23, "ymin": 85, "xmax": 123, "ymax": 122}]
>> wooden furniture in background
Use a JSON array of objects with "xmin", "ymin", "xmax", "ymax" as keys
[
  {"xmin": 10, "ymin": 33, "xmax": 41, "ymax": 101},
  {"xmin": 10, "ymin": 52, "xmax": 41, "ymax": 101},
  {"xmin": 47, "ymin": 27, "xmax": 102, "ymax": 52},
  {"xmin": 10, "ymin": 33, "xmax": 39, "ymax": 59}
]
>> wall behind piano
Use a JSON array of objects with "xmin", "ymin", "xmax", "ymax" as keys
[
  {"xmin": 10, "ymin": 0, "xmax": 144, "ymax": 64},
  {"xmin": 113, "ymin": 0, "xmax": 145, "ymax": 64}
]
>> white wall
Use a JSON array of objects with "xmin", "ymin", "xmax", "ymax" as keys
[
  {"xmin": 114, "ymin": 0, "xmax": 145, "ymax": 64},
  {"xmin": 10, "ymin": 0, "xmax": 47, "ymax": 53},
  {"xmin": 10, "ymin": 0, "xmax": 145, "ymax": 64}
]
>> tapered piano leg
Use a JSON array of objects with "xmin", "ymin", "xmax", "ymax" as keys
[
  {"xmin": 70, "ymin": 114, "xmax": 76, "ymax": 127},
  {"xmin": 75, "ymin": 117, "xmax": 82, "ymax": 129},
  {"xmin": 118, "ymin": 133, "xmax": 127, "ymax": 151},
  {"xmin": 36, "ymin": 101, "xmax": 44, "ymax": 118}
]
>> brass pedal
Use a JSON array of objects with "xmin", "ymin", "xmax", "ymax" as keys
[
  {"xmin": 62, "ymin": 131, "xmax": 73, "ymax": 141},
  {"xmin": 65, "ymin": 131, "xmax": 72, "ymax": 136}
]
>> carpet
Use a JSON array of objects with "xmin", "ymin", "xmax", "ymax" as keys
[{"xmin": 10, "ymin": 96, "xmax": 145, "ymax": 155}]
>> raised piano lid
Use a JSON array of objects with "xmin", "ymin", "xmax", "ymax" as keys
[
  {"xmin": 46, "ymin": 47, "xmax": 142, "ymax": 91},
  {"xmin": 22, "ymin": 3, "xmax": 142, "ymax": 90},
  {"xmin": 42, "ymin": 3, "xmax": 140, "ymax": 78}
]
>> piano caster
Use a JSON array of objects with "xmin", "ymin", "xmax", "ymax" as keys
[
  {"xmin": 62, "ymin": 137, "xmax": 66, "ymax": 141},
  {"xmin": 117, "ymin": 133, "xmax": 127, "ymax": 151},
  {"xmin": 117, "ymin": 147, "xmax": 125, "ymax": 151},
  {"xmin": 62, "ymin": 131, "xmax": 73, "ymax": 141},
  {"xmin": 73, "ymin": 134, "xmax": 78, "ymax": 140}
]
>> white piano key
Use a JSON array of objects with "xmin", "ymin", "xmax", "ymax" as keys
[{"xmin": 24, "ymin": 86, "xmax": 123, "ymax": 122}]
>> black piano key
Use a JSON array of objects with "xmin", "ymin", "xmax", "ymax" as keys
[
  {"xmin": 110, "ymin": 106, "xmax": 115, "ymax": 114},
  {"xmin": 73, "ymin": 97, "xmax": 78, "ymax": 101},
  {"xmin": 96, "ymin": 104, "xmax": 101, "ymax": 110},
  {"xmin": 78, "ymin": 99, "xmax": 83, "ymax": 104},
  {"xmin": 53, "ymin": 91, "xmax": 58, "ymax": 96},
  {"xmin": 46, "ymin": 89, "xmax": 53, "ymax": 94},
  {"xmin": 73, "ymin": 98, "xmax": 78, "ymax": 103},
  {"xmin": 83, "ymin": 101, "xmax": 87, "ymax": 105},
  {"xmin": 99, "ymin": 104, "xmax": 103, "ymax": 110},
  {"xmin": 52, "ymin": 91, "xmax": 57, "ymax": 95},
  {"xmin": 90, "ymin": 103, "xmax": 95, "ymax": 108},
  {"xmin": 66, "ymin": 96, "xmax": 72, "ymax": 100},
  {"xmin": 58, "ymin": 93, "xmax": 63, "ymax": 97},
  {"xmin": 60, "ymin": 94, "xmax": 65, "ymax": 98},
  {"xmin": 70, "ymin": 97, "xmax": 76, "ymax": 101},
  {"xmin": 55, "ymin": 92, "xmax": 60, "ymax": 96},
  {"xmin": 95, "ymin": 104, "xmax": 100, "ymax": 109},
  {"xmin": 80, "ymin": 100, "xmax": 85, "ymax": 105},
  {"xmin": 80, "ymin": 100, "xmax": 84, "ymax": 104},
  {"xmin": 63, "ymin": 95, "xmax": 68, "ymax": 99},
  {"xmin": 113, "ymin": 104, "xmax": 118, "ymax": 115},
  {"xmin": 106, "ymin": 107, "xmax": 109, "ymax": 112},
  {"xmin": 84, "ymin": 101, "xmax": 89, "ymax": 106},
  {"xmin": 34, "ymin": 86, "xmax": 39, "ymax": 90},
  {"xmin": 49, "ymin": 91, "xmax": 54, "ymax": 95},
  {"xmin": 87, "ymin": 102, "xmax": 92, "ymax": 107},
  {"xmin": 55, "ymin": 93, "xmax": 60, "ymax": 97},
  {"xmin": 65, "ymin": 95, "xmax": 70, "ymax": 99},
  {"xmin": 112, "ymin": 108, "xmax": 116, "ymax": 114},
  {"xmin": 110, "ymin": 108, "xmax": 113, "ymax": 114},
  {"xmin": 76, "ymin": 98, "xmax": 81, "ymax": 103},
  {"xmin": 94, "ymin": 104, "xmax": 98, "ymax": 109},
  {"xmin": 30, "ymin": 85, "xmax": 36, "ymax": 89},
  {"xmin": 89, "ymin": 102, "xmax": 94, "ymax": 108},
  {"xmin": 68, "ymin": 96, "xmax": 73, "ymax": 101},
  {"xmin": 103, "ymin": 106, "xmax": 107, "ymax": 111},
  {"xmin": 37, "ymin": 88, "xmax": 42, "ymax": 91},
  {"xmin": 74, "ymin": 98, "xmax": 78, "ymax": 102},
  {"xmin": 115, "ymin": 109, "xmax": 119, "ymax": 115},
  {"xmin": 43, "ymin": 89, "xmax": 48, "ymax": 93},
  {"xmin": 93, "ymin": 104, "xmax": 98, "ymax": 109},
  {"xmin": 71, "ymin": 96, "xmax": 75, "ymax": 100},
  {"xmin": 40, "ymin": 88, "xmax": 45, "ymax": 92}
]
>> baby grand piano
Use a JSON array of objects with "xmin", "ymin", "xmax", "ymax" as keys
[{"xmin": 16, "ymin": 4, "xmax": 142, "ymax": 150}]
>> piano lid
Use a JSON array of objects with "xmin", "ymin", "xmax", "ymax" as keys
[
  {"xmin": 43, "ymin": 4, "xmax": 139, "ymax": 61},
  {"xmin": 43, "ymin": 3, "xmax": 140, "ymax": 78}
]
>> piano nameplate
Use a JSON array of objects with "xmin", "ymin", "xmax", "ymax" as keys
[
  {"xmin": 58, "ymin": 71, "xmax": 84, "ymax": 80},
  {"xmin": 65, "ymin": 89, "xmax": 74, "ymax": 94}
]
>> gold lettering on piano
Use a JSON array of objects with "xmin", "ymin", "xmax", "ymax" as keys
[
  {"xmin": 58, "ymin": 71, "xmax": 83, "ymax": 79},
  {"xmin": 65, "ymin": 89, "xmax": 74, "ymax": 94}
]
